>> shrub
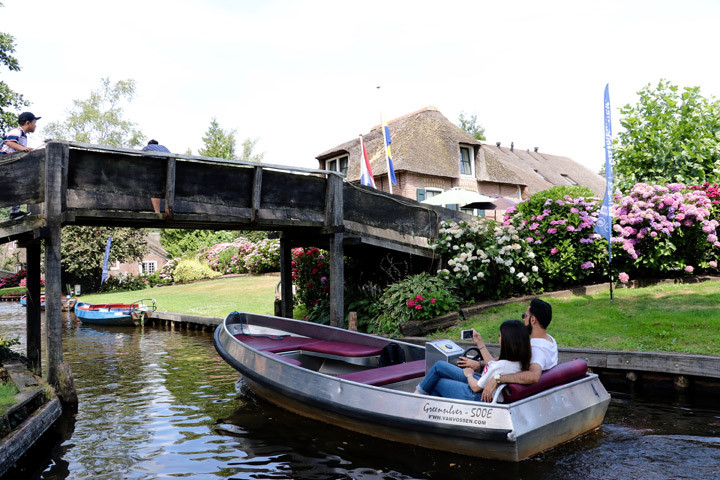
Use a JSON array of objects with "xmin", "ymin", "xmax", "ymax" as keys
[
  {"xmin": 197, "ymin": 237, "xmax": 280, "ymax": 274},
  {"xmin": 432, "ymin": 219, "xmax": 542, "ymax": 301},
  {"xmin": 612, "ymin": 183, "xmax": 720, "ymax": 275},
  {"xmin": 173, "ymin": 258, "xmax": 222, "ymax": 283},
  {"xmin": 292, "ymin": 247, "xmax": 330, "ymax": 310},
  {"xmin": 158, "ymin": 258, "xmax": 178, "ymax": 283},
  {"xmin": 99, "ymin": 273, "xmax": 153, "ymax": 293},
  {"xmin": 504, "ymin": 187, "xmax": 608, "ymax": 289},
  {"xmin": 0, "ymin": 270, "xmax": 27, "ymax": 289},
  {"xmin": 371, "ymin": 273, "xmax": 461, "ymax": 336},
  {"xmin": 242, "ymin": 239, "xmax": 280, "ymax": 273}
]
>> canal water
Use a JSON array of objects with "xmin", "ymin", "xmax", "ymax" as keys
[{"xmin": 0, "ymin": 302, "xmax": 718, "ymax": 479}]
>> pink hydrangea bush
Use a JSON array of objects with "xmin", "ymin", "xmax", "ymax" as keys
[
  {"xmin": 612, "ymin": 183, "xmax": 720, "ymax": 275},
  {"xmin": 503, "ymin": 187, "xmax": 608, "ymax": 289}
]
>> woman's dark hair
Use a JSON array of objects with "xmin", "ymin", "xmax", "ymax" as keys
[{"xmin": 498, "ymin": 319, "xmax": 531, "ymax": 371}]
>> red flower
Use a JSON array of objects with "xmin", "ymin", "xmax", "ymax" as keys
[
  {"xmin": 430, "ymin": 298, "xmax": 436, "ymax": 303},
  {"xmin": 415, "ymin": 304, "xmax": 422, "ymax": 310},
  {"xmin": 322, "ymin": 286, "xmax": 329, "ymax": 292},
  {"xmin": 415, "ymin": 295, "xmax": 423, "ymax": 301},
  {"xmin": 407, "ymin": 300, "xmax": 415, "ymax": 307},
  {"xmin": 317, "ymin": 262, "xmax": 324, "ymax": 267},
  {"xmin": 306, "ymin": 282, "xmax": 312, "ymax": 288},
  {"xmin": 312, "ymin": 269, "xmax": 319, "ymax": 274}
]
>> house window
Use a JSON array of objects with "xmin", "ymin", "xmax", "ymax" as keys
[
  {"xmin": 142, "ymin": 261, "xmax": 157, "ymax": 275},
  {"xmin": 460, "ymin": 146, "xmax": 474, "ymax": 177},
  {"xmin": 534, "ymin": 170, "xmax": 547, "ymax": 181},
  {"xmin": 562, "ymin": 174, "xmax": 578, "ymax": 185},
  {"xmin": 326, "ymin": 155, "xmax": 349, "ymax": 176},
  {"xmin": 110, "ymin": 260, "xmax": 120, "ymax": 271},
  {"xmin": 425, "ymin": 188, "xmax": 443, "ymax": 199}
]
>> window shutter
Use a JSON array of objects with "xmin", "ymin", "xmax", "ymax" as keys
[{"xmin": 416, "ymin": 188, "xmax": 426, "ymax": 202}]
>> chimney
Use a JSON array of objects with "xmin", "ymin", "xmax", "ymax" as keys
[
  {"xmin": 496, "ymin": 142, "xmax": 501, "ymax": 147},
  {"xmin": 534, "ymin": 147, "xmax": 538, "ymax": 152},
  {"xmin": 510, "ymin": 142, "xmax": 514, "ymax": 152}
]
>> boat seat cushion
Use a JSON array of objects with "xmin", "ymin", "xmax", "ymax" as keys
[
  {"xmin": 337, "ymin": 360, "xmax": 426, "ymax": 386},
  {"xmin": 233, "ymin": 334, "xmax": 319, "ymax": 353},
  {"xmin": 264, "ymin": 351, "xmax": 303, "ymax": 367},
  {"xmin": 501, "ymin": 359, "xmax": 588, "ymax": 403},
  {"xmin": 299, "ymin": 340, "xmax": 384, "ymax": 357}
]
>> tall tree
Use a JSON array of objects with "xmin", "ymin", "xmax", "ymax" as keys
[
  {"xmin": 615, "ymin": 79, "xmax": 720, "ymax": 190},
  {"xmin": 44, "ymin": 78, "xmax": 144, "ymax": 147},
  {"xmin": 0, "ymin": 3, "xmax": 30, "ymax": 131},
  {"xmin": 239, "ymin": 137, "xmax": 264, "ymax": 163},
  {"xmin": 198, "ymin": 118, "xmax": 236, "ymax": 159},
  {"xmin": 45, "ymin": 77, "xmax": 148, "ymax": 291},
  {"xmin": 458, "ymin": 111, "xmax": 486, "ymax": 141}
]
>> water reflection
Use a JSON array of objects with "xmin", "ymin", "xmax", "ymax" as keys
[{"xmin": 0, "ymin": 302, "xmax": 719, "ymax": 479}]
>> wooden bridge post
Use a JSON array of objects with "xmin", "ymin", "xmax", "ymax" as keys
[
  {"xmin": 44, "ymin": 143, "xmax": 75, "ymax": 405},
  {"xmin": 325, "ymin": 173, "xmax": 344, "ymax": 328},
  {"xmin": 24, "ymin": 239, "xmax": 42, "ymax": 373},
  {"xmin": 279, "ymin": 235, "xmax": 293, "ymax": 318}
]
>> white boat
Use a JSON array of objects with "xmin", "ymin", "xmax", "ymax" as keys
[{"xmin": 214, "ymin": 312, "xmax": 610, "ymax": 461}]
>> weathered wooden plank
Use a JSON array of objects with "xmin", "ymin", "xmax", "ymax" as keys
[
  {"xmin": 0, "ymin": 216, "xmax": 46, "ymax": 245},
  {"xmin": 326, "ymin": 174, "xmax": 344, "ymax": 328},
  {"xmin": 44, "ymin": 143, "xmax": 67, "ymax": 389},
  {"xmin": 25, "ymin": 241, "xmax": 42, "ymax": 373},
  {"xmin": 0, "ymin": 397, "xmax": 62, "ymax": 477},
  {"xmin": 165, "ymin": 158, "xmax": 176, "ymax": 220},
  {"xmin": 343, "ymin": 182, "xmax": 468, "ymax": 239},
  {"xmin": 67, "ymin": 189, "xmax": 158, "ymax": 212},
  {"xmin": 251, "ymin": 166, "xmax": 263, "ymax": 222},
  {"xmin": 152, "ymin": 311, "xmax": 223, "ymax": 327},
  {"xmin": 67, "ymin": 149, "xmax": 166, "ymax": 196},
  {"xmin": 174, "ymin": 161, "xmax": 254, "ymax": 207},
  {"xmin": 0, "ymin": 150, "xmax": 45, "ymax": 207},
  {"xmin": 261, "ymin": 169, "xmax": 326, "ymax": 211}
]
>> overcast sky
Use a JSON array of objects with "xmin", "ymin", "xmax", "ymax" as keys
[{"xmin": 3, "ymin": 0, "xmax": 720, "ymax": 173}]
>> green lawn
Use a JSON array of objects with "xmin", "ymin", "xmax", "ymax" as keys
[
  {"xmin": 433, "ymin": 280, "xmax": 720, "ymax": 356},
  {"xmin": 0, "ymin": 382, "xmax": 18, "ymax": 406},
  {"xmin": 81, "ymin": 274, "xmax": 280, "ymax": 318},
  {"xmin": 0, "ymin": 286, "xmax": 26, "ymax": 295}
]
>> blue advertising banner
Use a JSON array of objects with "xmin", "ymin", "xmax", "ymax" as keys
[
  {"xmin": 101, "ymin": 236, "xmax": 113, "ymax": 285},
  {"xmin": 594, "ymin": 83, "xmax": 614, "ymax": 262}
]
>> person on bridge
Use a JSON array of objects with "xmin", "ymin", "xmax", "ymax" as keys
[
  {"xmin": 414, "ymin": 320, "xmax": 531, "ymax": 401},
  {"xmin": 141, "ymin": 139, "xmax": 171, "ymax": 153},
  {"xmin": 458, "ymin": 298, "xmax": 558, "ymax": 401},
  {"xmin": 1, "ymin": 112, "xmax": 41, "ymax": 219}
]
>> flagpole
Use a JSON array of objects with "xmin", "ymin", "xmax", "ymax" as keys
[{"xmin": 377, "ymin": 86, "xmax": 393, "ymax": 194}]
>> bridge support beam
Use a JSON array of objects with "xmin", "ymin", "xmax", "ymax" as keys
[
  {"xmin": 44, "ymin": 143, "xmax": 77, "ymax": 406},
  {"xmin": 325, "ymin": 173, "xmax": 344, "ymax": 328},
  {"xmin": 25, "ymin": 239, "xmax": 42, "ymax": 374},
  {"xmin": 279, "ymin": 235, "xmax": 293, "ymax": 318}
]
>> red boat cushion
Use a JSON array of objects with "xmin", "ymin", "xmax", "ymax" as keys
[
  {"xmin": 299, "ymin": 340, "xmax": 384, "ymax": 357},
  {"xmin": 264, "ymin": 351, "xmax": 302, "ymax": 366},
  {"xmin": 501, "ymin": 359, "xmax": 589, "ymax": 403},
  {"xmin": 337, "ymin": 360, "xmax": 426, "ymax": 386},
  {"xmin": 233, "ymin": 334, "xmax": 319, "ymax": 353}
]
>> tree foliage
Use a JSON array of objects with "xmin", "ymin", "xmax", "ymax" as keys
[
  {"xmin": 46, "ymin": 77, "xmax": 148, "ymax": 291},
  {"xmin": 615, "ymin": 80, "xmax": 720, "ymax": 191},
  {"xmin": 160, "ymin": 229, "xmax": 239, "ymax": 258},
  {"xmin": 44, "ymin": 77, "xmax": 144, "ymax": 147},
  {"xmin": 0, "ymin": 4, "xmax": 29, "ymax": 132},
  {"xmin": 61, "ymin": 226, "xmax": 147, "ymax": 292},
  {"xmin": 198, "ymin": 118, "xmax": 236, "ymax": 159},
  {"xmin": 457, "ymin": 111, "xmax": 486, "ymax": 141}
]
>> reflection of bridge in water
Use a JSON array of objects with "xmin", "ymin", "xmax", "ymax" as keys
[{"xmin": 0, "ymin": 141, "xmax": 464, "ymax": 392}]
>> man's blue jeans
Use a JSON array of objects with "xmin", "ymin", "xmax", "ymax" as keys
[{"xmin": 416, "ymin": 361, "xmax": 483, "ymax": 401}]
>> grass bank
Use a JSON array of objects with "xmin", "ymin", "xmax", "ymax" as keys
[
  {"xmin": 81, "ymin": 274, "xmax": 279, "ymax": 318},
  {"xmin": 434, "ymin": 280, "xmax": 720, "ymax": 356},
  {"xmin": 0, "ymin": 287, "xmax": 26, "ymax": 295}
]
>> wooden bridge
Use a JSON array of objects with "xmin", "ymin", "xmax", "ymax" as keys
[{"xmin": 0, "ymin": 141, "xmax": 464, "ymax": 395}]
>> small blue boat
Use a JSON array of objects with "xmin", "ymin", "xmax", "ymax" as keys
[
  {"xmin": 74, "ymin": 299, "xmax": 157, "ymax": 326},
  {"xmin": 20, "ymin": 294, "xmax": 45, "ymax": 308},
  {"xmin": 20, "ymin": 294, "xmax": 77, "ymax": 311}
]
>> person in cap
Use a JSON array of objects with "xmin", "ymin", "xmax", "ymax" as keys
[
  {"xmin": 141, "ymin": 139, "xmax": 170, "ymax": 153},
  {"xmin": 2, "ymin": 112, "xmax": 41, "ymax": 219}
]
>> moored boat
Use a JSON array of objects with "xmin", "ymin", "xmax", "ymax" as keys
[
  {"xmin": 214, "ymin": 312, "xmax": 610, "ymax": 461},
  {"xmin": 74, "ymin": 299, "xmax": 157, "ymax": 326},
  {"xmin": 20, "ymin": 294, "xmax": 45, "ymax": 309},
  {"xmin": 20, "ymin": 294, "xmax": 76, "ymax": 311}
]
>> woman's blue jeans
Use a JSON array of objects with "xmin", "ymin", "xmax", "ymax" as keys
[{"xmin": 416, "ymin": 361, "xmax": 483, "ymax": 401}]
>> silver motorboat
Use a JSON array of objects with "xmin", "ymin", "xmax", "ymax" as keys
[{"xmin": 214, "ymin": 311, "xmax": 610, "ymax": 461}]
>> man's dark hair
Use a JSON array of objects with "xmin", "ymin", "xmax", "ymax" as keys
[
  {"xmin": 147, "ymin": 139, "xmax": 159, "ymax": 145},
  {"xmin": 529, "ymin": 298, "xmax": 552, "ymax": 329},
  {"xmin": 498, "ymin": 319, "xmax": 531, "ymax": 371}
]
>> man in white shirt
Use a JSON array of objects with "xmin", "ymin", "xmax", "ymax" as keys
[
  {"xmin": 458, "ymin": 298, "xmax": 558, "ymax": 402},
  {"xmin": 1, "ymin": 112, "xmax": 40, "ymax": 219}
]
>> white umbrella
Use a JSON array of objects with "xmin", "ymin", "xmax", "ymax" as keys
[{"xmin": 421, "ymin": 187, "xmax": 497, "ymax": 209}]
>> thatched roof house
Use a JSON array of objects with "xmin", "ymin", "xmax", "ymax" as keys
[{"xmin": 316, "ymin": 107, "xmax": 604, "ymax": 216}]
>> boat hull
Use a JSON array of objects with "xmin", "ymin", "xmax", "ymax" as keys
[
  {"xmin": 74, "ymin": 302, "xmax": 144, "ymax": 326},
  {"xmin": 214, "ymin": 313, "xmax": 610, "ymax": 461}
]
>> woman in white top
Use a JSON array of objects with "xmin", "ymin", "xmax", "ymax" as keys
[{"xmin": 415, "ymin": 320, "xmax": 531, "ymax": 401}]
